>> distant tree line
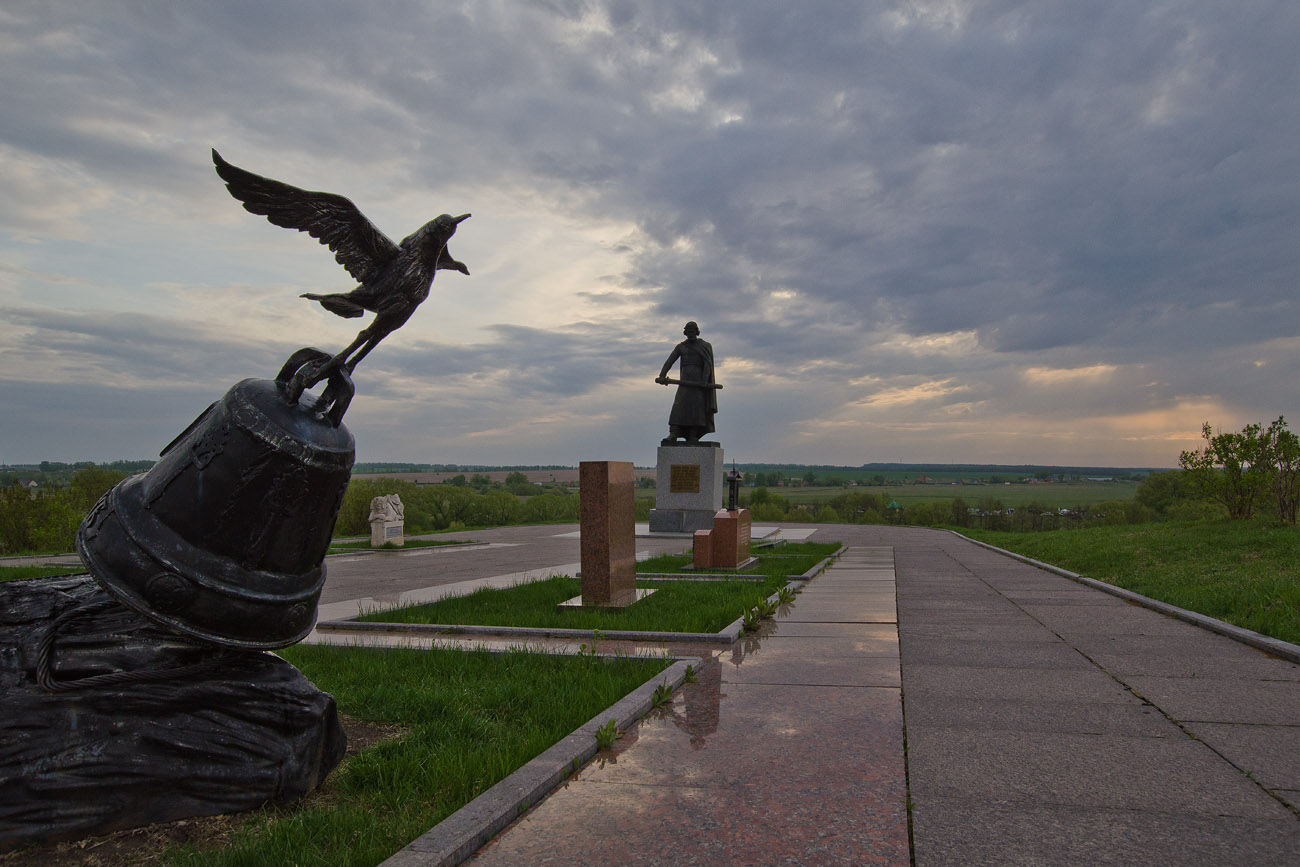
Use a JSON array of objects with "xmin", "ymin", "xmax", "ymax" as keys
[
  {"xmin": 0, "ymin": 466, "xmax": 126, "ymax": 554},
  {"xmin": 739, "ymin": 484, "xmax": 1175, "ymax": 531},
  {"xmin": 6, "ymin": 422, "xmax": 1295, "ymax": 555},
  {"xmin": 333, "ymin": 476, "xmax": 592, "ymax": 537}
]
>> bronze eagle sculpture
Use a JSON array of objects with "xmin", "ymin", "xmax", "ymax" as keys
[{"xmin": 212, "ymin": 149, "xmax": 469, "ymax": 387}]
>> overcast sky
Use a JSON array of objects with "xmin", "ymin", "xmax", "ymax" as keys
[{"xmin": 2, "ymin": 1, "xmax": 1296, "ymax": 469}]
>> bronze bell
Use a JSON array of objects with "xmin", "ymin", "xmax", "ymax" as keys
[{"xmin": 75, "ymin": 350, "xmax": 355, "ymax": 649}]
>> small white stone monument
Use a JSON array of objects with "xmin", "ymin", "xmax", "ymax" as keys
[{"xmin": 368, "ymin": 493, "xmax": 405, "ymax": 547}]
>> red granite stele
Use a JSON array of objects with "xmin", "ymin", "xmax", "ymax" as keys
[
  {"xmin": 711, "ymin": 507, "xmax": 751, "ymax": 568},
  {"xmin": 691, "ymin": 508, "xmax": 752, "ymax": 569},
  {"xmin": 579, "ymin": 460, "xmax": 637, "ymax": 607},
  {"xmin": 692, "ymin": 529, "xmax": 714, "ymax": 569}
]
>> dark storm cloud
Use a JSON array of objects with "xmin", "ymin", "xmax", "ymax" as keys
[
  {"xmin": 594, "ymin": 1, "xmax": 1300, "ymax": 362},
  {"xmin": 1, "ymin": 0, "xmax": 1297, "ymax": 464}
]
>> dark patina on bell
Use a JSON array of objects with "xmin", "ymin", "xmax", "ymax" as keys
[{"xmin": 76, "ymin": 350, "xmax": 355, "ymax": 649}]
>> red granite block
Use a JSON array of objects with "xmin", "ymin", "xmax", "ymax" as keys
[
  {"xmin": 693, "ymin": 529, "xmax": 714, "ymax": 569},
  {"xmin": 579, "ymin": 460, "xmax": 636, "ymax": 606},
  {"xmin": 711, "ymin": 508, "xmax": 751, "ymax": 568}
]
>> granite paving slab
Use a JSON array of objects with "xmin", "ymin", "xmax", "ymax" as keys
[
  {"xmin": 1079, "ymin": 633, "xmax": 1300, "ymax": 679},
  {"xmin": 898, "ymin": 621, "xmax": 1065, "ymax": 643},
  {"xmin": 1123, "ymin": 676, "xmax": 1300, "ymax": 725},
  {"xmin": 778, "ymin": 600, "xmax": 898, "ymax": 622},
  {"xmin": 906, "ymin": 727, "xmax": 1292, "ymax": 818},
  {"xmin": 736, "ymin": 629, "xmax": 900, "ymax": 657},
  {"xmin": 910, "ymin": 797, "xmax": 1300, "ymax": 867},
  {"xmin": 901, "ymin": 663, "xmax": 1140, "ymax": 704},
  {"xmin": 1183, "ymin": 721, "xmax": 1300, "ymax": 791},
  {"xmin": 764, "ymin": 620, "xmax": 895, "ymax": 637},
  {"xmin": 901, "ymin": 696, "xmax": 1177, "ymax": 737},
  {"xmin": 721, "ymin": 653, "xmax": 902, "ymax": 687},
  {"xmin": 897, "ymin": 637, "xmax": 1095, "ymax": 669},
  {"xmin": 1017, "ymin": 604, "xmax": 1198, "ymax": 635}
]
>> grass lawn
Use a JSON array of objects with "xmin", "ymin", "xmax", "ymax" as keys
[
  {"xmin": 0, "ymin": 564, "xmax": 86, "ymax": 583},
  {"xmin": 962, "ymin": 520, "xmax": 1300, "ymax": 645},
  {"xmin": 360, "ymin": 542, "xmax": 841, "ymax": 634},
  {"xmin": 166, "ymin": 645, "xmax": 668, "ymax": 866}
]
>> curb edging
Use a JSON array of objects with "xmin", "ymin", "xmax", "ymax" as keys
[{"xmin": 317, "ymin": 619, "xmax": 744, "ymax": 645}]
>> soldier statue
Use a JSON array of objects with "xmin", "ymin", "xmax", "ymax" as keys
[{"xmin": 655, "ymin": 321, "xmax": 721, "ymax": 444}]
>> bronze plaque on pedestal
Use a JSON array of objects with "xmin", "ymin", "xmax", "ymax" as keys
[{"xmin": 670, "ymin": 464, "xmax": 701, "ymax": 493}]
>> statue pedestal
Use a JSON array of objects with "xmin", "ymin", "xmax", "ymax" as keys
[
  {"xmin": 370, "ymin": 519, "xmax": 404, "ymax": 547},
  {"xmin": 648, "ymin": 444, "xmax": 724, "ymax": 533},
  {"xmin": 0, "ymin": 576, "xmax": 345, "ymax": 848}
]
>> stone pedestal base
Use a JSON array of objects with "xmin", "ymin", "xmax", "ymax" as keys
[
  {"xmin": 648, "ymin": 444, "xmax": 724, "ymax": 533},
  {"xmin": 370, "ymin": 520, "xmax": 404, "ymax": 547},
  {"xmin": 579, "ymin": 460, "xmax": 636, "ymax": 607},
  {"xmin": 0, "ymin": 576, "xmax": 344, "ymax": 848}
]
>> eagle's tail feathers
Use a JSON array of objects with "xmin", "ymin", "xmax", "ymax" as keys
[{"xmin": 301, "ymin": 292, "xmax": 365, "ymax": 319}]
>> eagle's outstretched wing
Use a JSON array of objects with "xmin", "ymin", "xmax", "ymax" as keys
[{"xmin": 213, "ymin": 149, "xmax": 399, "ymax": 284}]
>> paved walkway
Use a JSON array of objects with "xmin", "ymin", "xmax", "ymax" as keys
[{"xmin": 889, "ymin": 526, "xmax": 1300, "ymax": 866}]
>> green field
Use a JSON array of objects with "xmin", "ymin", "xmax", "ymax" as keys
[
  {"xmin": 633, "ymin": 480, "xmax": 1138, "ymax": 513},
  {"xmin": 828, "ymin": 480, "xmax": 1138, "ymax": 508},
  {"xmin": 730, "ymin": 480, "xmax": 1135, "ymax": 507}
]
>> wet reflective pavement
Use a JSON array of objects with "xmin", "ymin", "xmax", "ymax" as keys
[{"xmin": 466, "ymin": 546, "xmax": 911, "ymax": 866}]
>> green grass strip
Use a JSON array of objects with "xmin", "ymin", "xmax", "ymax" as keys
[
  {"xmin": 0, "ymin": 565, "xmax": 86, "ymax": 583},
  {"xmin": 962, "ymin": 520, "xmax": 1300, "ymax": 645},
  {"xmin": 165, "ymin": 645, "xmax": 666, "ymax": 866},
  {"xmin": 635, "ymin": 541, "xmax": 839, "ymax": 576},
  {"xmin": 361, "ymin": 542, "xmax": 840, "ymax": 634}
]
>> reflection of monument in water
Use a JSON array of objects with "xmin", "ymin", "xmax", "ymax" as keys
[
  {"xmin": 666, "ymin": 654, "xmax": 723, "ymax": 749},
  {"xmin": 0, "ymin": 150, "xmax": 471, "ymax": 847}
]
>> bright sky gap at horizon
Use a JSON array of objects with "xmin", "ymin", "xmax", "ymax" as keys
[{"xmin": 2, "ymin": 2, "xmax": 1296, "ymax": 469}]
